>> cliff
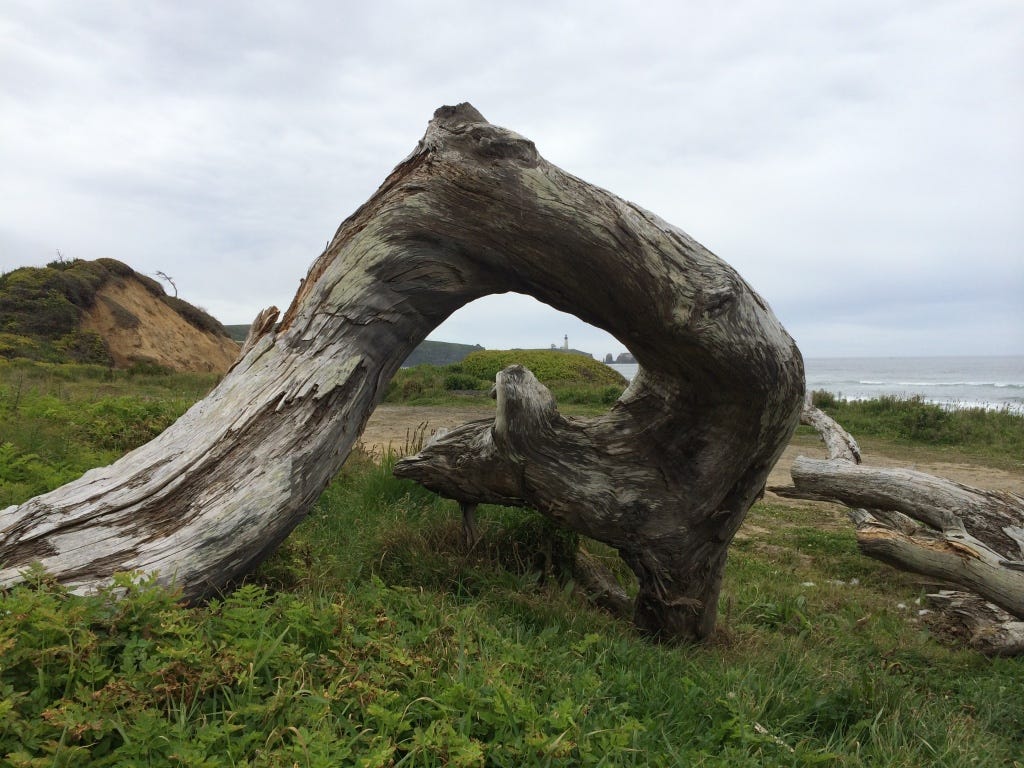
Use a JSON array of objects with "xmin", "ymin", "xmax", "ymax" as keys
[{"xmin": 0, "ymin": 258, "xmax": 239, "ymax": 373}]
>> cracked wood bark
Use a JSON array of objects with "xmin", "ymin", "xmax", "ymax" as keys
[
  {"xmin": 776, "ymin": 405, "xmax": 1024, "ymax": 653},
  {"xmin": 0, "ymin": 103, "xmax": 804, "ymax": 640},
  {"xmin": 926, "ymin": 591, "xmax": 1024, "ymax": 656}
]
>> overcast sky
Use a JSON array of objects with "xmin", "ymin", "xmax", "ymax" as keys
[{"xmin": 2, "ymin": 0, "xmax": 1021, "ymax": 359}]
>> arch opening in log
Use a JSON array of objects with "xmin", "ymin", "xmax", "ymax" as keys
[
  {"xmin": 423, "ymin": 291, "xmax": 634, "ymax": 363},
  {"xmin": 0, "ymin": 103, "xmax": 805, "ymax": 641}
]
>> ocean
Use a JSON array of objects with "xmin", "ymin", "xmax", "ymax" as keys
[{"xmin": 606, "ymin": 356, "xmax": 1024, "ymax": 413}]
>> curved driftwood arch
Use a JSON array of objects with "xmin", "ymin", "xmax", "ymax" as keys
[{"xmin": 0, "ymin": 104, "xmax": 804, "ymax": 640}]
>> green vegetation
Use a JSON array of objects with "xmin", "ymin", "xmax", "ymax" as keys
[
  {"xmin": 158, "ymin": 295, "xmax": 226, "ymax": 336},
  {"xmin": 386, "ymin": 350, "xmax": 628, "ymax": 410},
  {"xmin": 0, "ymin": 258, "xmax": 229, "ymax": 366},
  {"xmin": 458, "ymin": 349, "xmax": 625, "ymax": 387},
  {"xmin": 810, "ymin": 390, "xmax": 1024, "ymax": 460},
  {"xmin": 0, "ymin": 360, "xmax": 220, "ymax": 506},
  {"xmin": 1, "ymin": 366, "xmax": 1023, "ymax": 764}
]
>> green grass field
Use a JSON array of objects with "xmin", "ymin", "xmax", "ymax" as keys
[
  {"xmin": 1, "ymin": 360, "xmax": 1022, "ymax": 766},
  {"xmin": 385, "ymin": 351, "xmax": 627, "ymax": 412},
  {"xmin": 808, "ymin": 390, "xmax": 1024, "ymax": 463}
]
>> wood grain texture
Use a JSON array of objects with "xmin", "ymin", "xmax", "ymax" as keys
[
  {"xmin": 387, "ymin": 103, "xmax": 806, "ymax": 639},
  {"xmin": 799, "ymin": 402, "xmax": 861, "ymax": 463},
  {"xmin": 0, "ymin": 104, "xmax": 805, "ymax": 642},
  {"xmin": 927, "ymin": 590, "xmax": 1024, "ymax": 656}
]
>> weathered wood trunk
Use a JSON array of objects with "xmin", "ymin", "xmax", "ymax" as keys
[
  {"xmin": 396, "ymin": 363, "xmax": 810, "ymax": 640},
  {"xmin": 926, "ymin": 591, "xmax": 1024, "ymax": 656},
  {"xmin": 774, "ymin": 405, "xmax": 1024, "ymax": 653},
  {"xmin": 0, "ymin": 103, "xmax": 804, "ymax": 640}
]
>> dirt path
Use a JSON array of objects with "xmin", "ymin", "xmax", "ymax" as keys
[
  {"xmin": 359, "ymin": 404, "xmax": 494, "ymax": 456},
  {"xmin": 362, "ymin": 405, "xmax": 1024, "ymax": 494},
  {"xmin": 770, "ymin": 433, "xmax": 1024, "ymax": 494}
]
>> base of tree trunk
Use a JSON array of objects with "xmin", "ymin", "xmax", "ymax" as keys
[
  {"xmin": 395, "ymin": 364, "xmax": 793, "ymax": 642},
  {"xmin": 572, "ymin": 547, "xmax": 633, "ymax": 619}
]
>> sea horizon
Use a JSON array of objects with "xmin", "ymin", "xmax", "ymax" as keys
[{"xmin": 606, "ymin": 354, "xmax": 1024, "ymax": 413}]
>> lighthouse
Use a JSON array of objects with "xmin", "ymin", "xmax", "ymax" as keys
[{"xmin": 563, "ymin": 334, "xmax": 569, "ymax": 350}]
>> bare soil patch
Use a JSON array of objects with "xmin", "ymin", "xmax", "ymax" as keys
[
  {"xmin": 82, "ymin": 279, "xmax": 240, "ymax": 372},
  {"xmin": 359, "ymin": 404, "xmax": 494, "ymax": 455},
  {"xmin": 362, "ymin": 405, "xmax": 1024, "ymax": 495}
]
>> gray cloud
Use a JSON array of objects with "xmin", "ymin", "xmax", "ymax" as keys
[{"xmin": 2, "ymin": 0, "xmax": 1021, "ymax": 358}]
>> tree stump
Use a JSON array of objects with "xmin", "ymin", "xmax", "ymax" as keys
[{"xmin": 0, "ymin": 103, "xmax": 805, "ymax": 640}]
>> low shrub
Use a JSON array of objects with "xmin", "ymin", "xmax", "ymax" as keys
[
  {"xmin": 126, "ymin": 359, "xmax": 173, "ymax": 377},
  {"xmin": 159, "ymin": 295, "xmax": 228, "ymax": 336},
  {"xmin": 443, "ymin": 372, "xmax": 485, "ymax": 390},
  {"xmin": 0, "ymin": 332, "xmax": 42, "ymax": 361},
  {"xmin": 810, "ymin": 389, "xmax": 838, "ymax": 409},
  {"xmin": 813, "ymin": 392, "xmax": 1024, "ymax": 455},
  {"xmin": 553, "ymin": 384, "xmax": 624, "ymax": 406},
  {"xmin": 54, "ymin": 329, "xmax": 112, "ymax": 365}
]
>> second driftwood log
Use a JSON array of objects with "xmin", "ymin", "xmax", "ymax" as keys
[{"xmin": 774, "ymin": 404, "xmax": 1024, "ymax": 654}]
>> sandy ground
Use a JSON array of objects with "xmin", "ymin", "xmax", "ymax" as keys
[
  {"xmin": 82, "ymin": 279, "xmax": 240, "ymax": 373},
  {"xmin": 361, "ymin": 404, "xmax": 1024, "ymax": 495}
]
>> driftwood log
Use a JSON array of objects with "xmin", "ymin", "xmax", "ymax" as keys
[
  {"xmin": 0, "ymin": 103, "xmax": 804, "ymax": 641},
  {"xmin": 774, "ymin": 405, "xmax": 1024, "ymax": 654}
]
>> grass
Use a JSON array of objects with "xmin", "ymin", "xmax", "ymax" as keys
[
  {"xmin": 0, "ymin": 360, "xmax": 220, "ymax": 506},
  {"xmin": 456, "ymin": 349, "xmax": 626, "ymax": 388},
  {"xmin": 809, "ymin": 390, "xmax": 1024, "ymax": 464},
  {"xmin": 385, "ymin": 350, "xmax": 627, "ymax": 412},
  {"xmin": 1, "ymin": 363, "xmax": 1022, "ymax": 765}
]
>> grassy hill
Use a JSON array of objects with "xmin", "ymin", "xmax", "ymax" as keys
[
  {"xmin": 0, "ymin": 258, "xmax": 234, "ymax": 370},
  {"xmin": 457, "ymin": 349, "xmax": 624, "ymax": 386},
  {"xmin": 386, "ymin": 348, "xmax": 628, "ymax": 408},
  {"xmin": 404, "ymin": 339, "xmax": 484, "ymax": 366}
]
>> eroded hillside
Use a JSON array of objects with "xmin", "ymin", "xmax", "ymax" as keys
[{"xmin": 0, "ymin": 258, "xmax": 239, "ymax": 372}]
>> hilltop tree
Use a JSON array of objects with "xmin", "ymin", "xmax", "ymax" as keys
[{"xmin": 155, "ymin": 270, "xmax": 178, "ymax": 297}]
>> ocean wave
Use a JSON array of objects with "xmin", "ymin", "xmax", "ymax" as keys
[
  {"xmin": 852, "ymin": 381, "xmax": 1024, "ymax": 388},
  {"xmin": 805, "ymin": 357, "xmax": 1024, "ymax": 410},
  {"xmin": 836, "ymin": 395, "xmax": 1024, "ymax": 414}
]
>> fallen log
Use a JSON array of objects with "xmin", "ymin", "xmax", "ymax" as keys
[
  {"xmin": 0, "ymin": 103, "xmax": 804, "ymax": 640},
  {"xmin": 926, "ymin": 590, "xmax": 1024, "ymax": 656},
  {"xmin": 775, "ymin": 404, "xmax": 1024, "ymax": 654}
]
